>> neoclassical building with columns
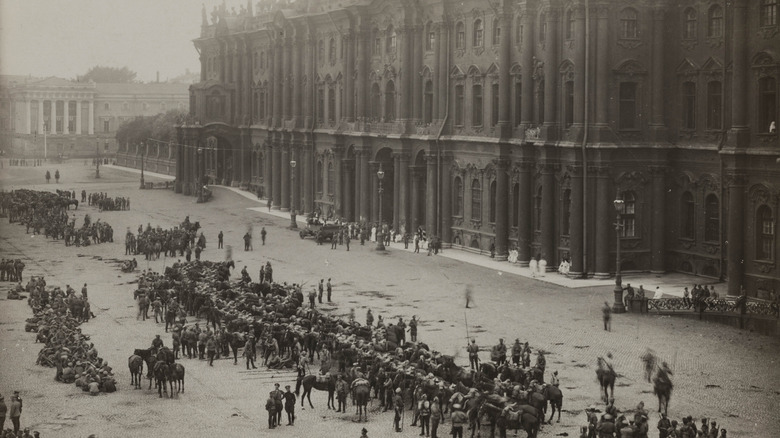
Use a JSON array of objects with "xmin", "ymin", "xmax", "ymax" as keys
[
  {"xmin": 177, "ymin": 0, "xmax": 780, "ymax": 297},
  {"xmin": 0, "ymin": 75, "xmax": 188, "ymax": 158}
]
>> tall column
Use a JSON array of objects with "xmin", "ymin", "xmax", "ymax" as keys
[
  {"xmin": 281, "ymin": 146, "xmax": 290, "ymax": 211},
  {"xmin": 726, "ymin": 174, "xmax": 746, "ymax": 294},
  {"xmin": 569, "ymin": 165, "xmax": 584, "ymax": 277},
  {"xmin": 520, "ymin": 11, "xmax": 535, "ymax": 125},
  {"xmin": 344, "ymin": 30, "xmax": 355, "ymax": 121},
  {"xmin": 399, "ymin": 154, "xmax": 410, "ymax": 232},
  {"xmin": 412, "ymin": 26, "xmax": 423, "ymax": 120},
  {"xmin": 63, "ymin": 100, "xmax": 69, "ymax": 134},
  {"xmin": 354, "ymin": 151, "xmax": 363, "ymax": 220},
  {"xmin": 370, "ymin": 162, "xmax": 379, "ymax": 223},
  {"xmin": 436, "ymin": 23, "xmax": 448, "ymax": 120},
  {"xmin": 650, "ymin": 166, "xmax": 666, "ymax": 273},
  {"xmin": 729, "ymin": 0, "xmax": 749, "ymax": 147},
  {"xmin": 401, "ymin": 25, "xmax": 413, "ymax": 120},
  {"xmin": 497, "ymin": 11, "xmax": 512, "ymax": 138},
  {"xmin": 356, "ymin": 26, "xmax": 368, "ymax": 119},
  {"xmin": 290, "ymin": 146, "xmax": 299, "ymax": 213},
  {"xmin": 573, "ymin": 5, "xmax": 585, "ymax": 127},
  {"xmin": 594, "ymin": 167, "xmax": 611, "ymax": 277},
  {"xmin": 359, "ymin": 151, "xmax": 370, "ymax": 221},
  {"xmin": 543, "ymin": 9, "xmax": 559, "ymax": 131},
  {"xmin": 494, "ymin": 158, "xmax": 510, "ymax": 259},
  {"xmin": 293, "ymin": 37, "xmax": 303, "ymax": 123},
  {"xmin": 304, "ymin": 37, "xmax": 314, "ymax": 127},
  {"xmin": 88, "ymin": 101, "xmax": 94, "ymax": 135},
  {"xmin": 649, "ymin": 6, "xmax": 665, "ymax": 128},
  {"xmin": 283, "ymin": 38, "xmax": 292, "ymax": 121},
  {"xmin": 37, "ymin": 100, "xmax": 44, "ymax": 134},
  {"xmin": 176, "ymin": 143, "xmax": 184, "ymax": 193},
  {"xmin": 303, "ymin": 145, "xmax": 313, "ymax": 214},
  {"xmin": 517, "ymin": 162, "xmax": 532, "ymax": 265},
  {"xmin": 410, "ymin": 168, "xmax": 421, "ymax": 232},
  {"xmin": 595, "ymin": 6, "xmax": 609, "ymax": 126},
  {"xmin": 273, "ymin": 145, "xmax": 282, "ymax": 209},
  {"xmin": 440, "ymin": 157, "xmax": 452, "ymax": 244},
  {"xmin": 393, "ymin": 154, "xmax": 401, "ymax": 230},
  {"xmin": 24, "ymin": 100, "xmax": 31, "ymax": 134},
  {"xmin": 264, "ymin": 144, "xmax": 272, "ymax": 201},
  {"xmin": 343, "ymin": 160, "xmax": 353, "ymax": 221},
  {"xmin": 244, "ymin": 42, "xmax": 253, "ymax": 122},
  {"xmin": 334, "ymin": 152, "xmax": 342, "ymax": 217},
  {"xmin": 273, "ymin": 40, "xmax": 283, "ymax": 127},
  {"xmin": 540, "ymin": 165, "xmax": 555, "ymax": 267},
  {"xmin": 51, "ymin": 101, "xmax": 57, "ymax": 134},
  {"xmin": 75, "ymin": 101, "xmax": 82, "ymax": 134},
  {"xmin": 425, "ymin": 155, "xmax": 438, "ymax": 236}
]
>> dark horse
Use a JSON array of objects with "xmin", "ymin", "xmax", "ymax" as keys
[
  {"xmin": 653, "ymin": 371, "xmax": 673, "ymax": 415},
  {"xmin": 300, "ymin": 374, "xmax": 336, "ymax": 409},
  {"xmin": 170, "ymin": 363, "xmax": 186, "ymax": 395},
  {"xmin": 479, "ymin": 402, "xmax": 540, "ymax": 438},
  {"xmin": 153, "ymin": 361, "xmax": 172, "ymax": 398},
  {"xmin": 128, "ymin": 354, "xmax": 144, "ymax": 389},
  {"xmin": 134, "ymin": 348, "xmax": 156, "ymax": 388},
  {"xmin": 596, "ymin": 359, "xmax": 616, "ymax": 402},
  {"xmin": 543, "ymin": 385, "xmax": 563, "ymax": 423},
  {"xmin": 352, "ymin": 381, "xmax": 370, "ymax": 422}
]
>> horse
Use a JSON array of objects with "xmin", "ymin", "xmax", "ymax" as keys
[
  {"xmin": 153, "ymin": 361, "xmax": 171, "ymax": 398},
  {"xmin": 543, "ymin": 385, "xmax": 563, "ymax": 423},
  {"xmin": 170, "ymin": 363, "xmax": 185, "ymax": 395},
  {"xmin": 480, "ymin": 362, "xmax": 499, "ymax": 380},
  {"xmin": 133, "ymin": 348, "xmax": 156, "ymax": 383},
  {"xmin": 352, "ymin": 380, "xmax": 371, "ymax": 422},
  {"xmin": 653, "ymin": 371, "xmax": 673, "ymax": 415},
  {"xmin": 479, "ymin": 402, "xmax": 540, "ymax": 438},
  {"xmin": 128, "ymin": 354, "xmax": 144, "ymax": 389},
  {"xmin": 156, "ymin": 346, "xmax": 175, "ymax": 364},
  {"xmin": 596, "ymin": 365, "xmax": 616, "ymax": 402},
  {"xmin": 300, "ymin": 374, "xmax": 336, "ymax": 409},
  {"xmin": 228, "ymin": 332, "xmax": 245, "ymax": 365}
]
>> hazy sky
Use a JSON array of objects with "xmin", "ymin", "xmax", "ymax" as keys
[{"xmin": 0, "ymin": 0, "xmax": 230, "ymax": 82}]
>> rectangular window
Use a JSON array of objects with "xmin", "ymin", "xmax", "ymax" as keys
[
  {"xmin": 317, "ymin": 89, "xmax": 324, "ymax": 123},
  {"xmin": 455, "ymin": 85, "xmax": 464, "ymax": 126},
  {"xmin": 104, "ymin": 103, "xmax": 109, "ymax": 110},
  {"xmin": 761, "ymin": 0, "xmax": 778, "ymax": 27},
  {"xmin": 619, "ymin": 82, "xmax": 637, "ymax": 130},
  {"xmin": 491, "ymin": 83, "xmax": 499, "ymax": 127},
  {"xmin": 759, "ymin": 77, "xmax": 777, "ymax": 133},
  {"xmin": 682, "ymin": 82, "xmax": 696, "ymax": 130},
  {"xmin": 707, "ymin": 81, "xmax": 722, "ymax": 130},
  {"xmin": 564, "ymin": 81, "xmax": 574, "ymax": 127},
  {"xmin": 427, "ymin": 31, "xmax": 435, "ymax": 51},
  {"xmin": 514, "ymin": 80, "xmax": 522, "ymax": 126},
  {"xmin": 472, "ymin": 85, "xmax": 483, "ymax": 126},
  {"xmin": 328, "ymin": 88, "xmax": 336, "ymax": 122},
  {"xmin": 103, "ymin": 120, "xmax": 110, "ymax": 132}
]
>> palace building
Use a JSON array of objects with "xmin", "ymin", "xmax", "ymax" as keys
[
  {"xmin": 0, "ymin": 75, "xmax": 189, "ymax": 158},
  {"xmin": 177, "ymin": 0, "xmax": 780, "ymax": 298}
]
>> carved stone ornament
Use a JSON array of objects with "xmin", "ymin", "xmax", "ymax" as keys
[
  {"xmin": 616, "ymin": 170, "xmax": 649, "ymax": 191},
  {"xmin": 474, "ymin": 46, "xmax": 485, "ymax": 56},
  {"xmin": 617, "ymin": 38, "xmax": 643, "ymax": 49},
  {"xmin": 749, "ymin": 185, "xmax": 771, "ymax": 204},
  {"xmin": 754, "ymin": 261, "xmax": 776, "ymax": 274},
  {"xmin": 758, "ymin": 26, "xmax": 780, "ymax": 40},
  {"xmin": 705, "ymin": 37, "xmax": 724, "ymax": 49},
  {"xmin": 681, "ymin": 39, "xmax": 698, "ymax": 51}
]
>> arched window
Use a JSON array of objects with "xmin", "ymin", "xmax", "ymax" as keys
[
  {"xmin": 514, "ymin": 76, "xmax": 522, "ymax": 126},
  {"xmin": 562, "ymin": 189, "xmax": 571, "ymax": 235},
  {"xmin": 455, "ymin": 85, "xmax": 465, "ymax": 126},
  {"xmin": 707, "ymin": 81, "xmax": 722, "ymax": 130},
  {"xmin": 512, "ymin": 183, "xmax": 520, "ymax": 227},
  {"xmin": 534, "ymin": 186, "xmax": 542, "ymax": 231},
  {"xmin": 539, "ymin": 13, "xmax": 547, "ymax": 44},
  {"xmin": 473, "ymin": 19, "xmax": 484, "ymax": 47},
  {"xmin": 386, "ymin": 25, "xmax": 397, "ymax": 53},
  {"xmin": 424, "ymin": 80, "xmax": 434, "ymax": 124},
  {"xmin": 329, "ymin": 38, "xmax": 336, "ymax": 63},
  {"xmin": 515, "ymin": 17, "xmax": 523, "ymax": 45},
  {"xmin": 328, "ymin": 87, "xmax": 336, "ymax": 122},
  {"xmin": 683, "ymin": 8, "xmax": 697, "ymax": 39},
  {"xmin": 620, "ymin": 8, "xmax": 638, "ymax": 39},
  {"xmin": 708, "ymin": 5, "xmax": 723, "ymax": 38},
  {"xmin": 316, "ymin": 161, "xmax": 323, "ymax": 193},
  {"xmin": 317, "ymin": 89, "xmax": 324, "ymax": 122},
  {"xmin": 682, "ymin": 82, "xmax": 696, "ymax": 130},
  {"xmin": 489, "ymin": 180, "xmax": 497, "ymax": 223},
  {"xmin": 373, "ymin": 28, "xmax": 381, "ymax": 55},
  {"xmin": 371, "ymin": 83, "xmax": 381, "ymax": 120},
  {"xmin": 491, "ymin": 83, "xmax": 499, "ymax": 126},
  {"xmin": 704, "ymin": 194, "xmax": 719, "ymax": 242},
  {"xmin": 454, "ymin": 177, "xmax": 464, "ymax": 216},
  {"xmin": 471, "ymin": 179, "xmax": 482, "ymax": 221},
  {"xmin": 621, "ymin": 191, "xmax": 637, "ymax": 237},
  {"xmin": 681, "ymin": 191, "xmax": 695, "ymax": 239},
  {"xmin": 757, "ymin": 205, "xmax": 775, "ymax": 260},
  {"xmin": 385, "ymin": 81, "xmax": 396, "ymax": 121},
  {"xmin": 327, "ymin": 162, "xmax": 334, "ymax": 196},
  {"xmin": 456, "ymin": 22, "xmax": 466, "ymax": 49},
  {"xmin": 472, "ymin": 84, "xmax": 483, "ymax": 126},
  {"xmin": 761, "ymin": 0, "xmax": 778, "ymax": 27},
  {"xmin": 492, "ymin": 18, "xmax": 501, "ymax": 46},
  {"xmin": 759, "ymin": 77, "xmax": 777, "ymax": 133},
  {"xmin": 565, "ymin": 9, "xmax": 574, "ymax": 40},
  {"xmin": 564, "ymin": 80, "xmax": 574, "ymax": 127}
]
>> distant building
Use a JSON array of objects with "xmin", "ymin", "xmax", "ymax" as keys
[
  {"xmin": 0, "ymin": 75, "xmax": 189, "ymax": 158},
  {"xmin": 177, "ymin": 0, "xmax": 780, "ymax": 298}
]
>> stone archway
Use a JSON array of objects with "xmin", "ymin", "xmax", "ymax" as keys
[
  {"xmin": 375, "ymin": 147, "xmax": 395, "ymax": 228},
  {"xmin": 202, "ymin": 134, "xmax": 235, "ymax": 186}
]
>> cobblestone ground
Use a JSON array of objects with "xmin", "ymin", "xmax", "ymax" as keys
[{"xmin": 0, "ymin": 162, "xmax": 778, "ymax": 438}]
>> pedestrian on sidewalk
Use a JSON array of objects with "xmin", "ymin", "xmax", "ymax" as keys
[
  {"xmin": 345, "ymin": 233, "xmax": 351, "ymax": 251},
  {"xmin": 603, "ymin": 302, "xmax": 612, "ymax": 331},
  {"xmin": 267, "ymin": 198, "xmax": 272, "ymax": 212}
]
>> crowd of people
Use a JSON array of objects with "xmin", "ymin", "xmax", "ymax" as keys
[
  {"xmin": 85, "ymin": 192, "xmax": 130, "ymax": 212},
  {"xmin": 125, "ymin": 217, "xmax": 204, "ymax": 261},
  {"xmin": 0, "ymin": 259, "xmax": 24, "ymax": 283}
]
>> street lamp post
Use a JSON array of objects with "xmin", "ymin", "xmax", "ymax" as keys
[
  {"xmin": 376, "ymin": 165, "xmax": 385, "ymax": 251},
  {"xmin": 289, "ymin": 159, "xmax": 298, "ymax": 229},
  {"xmin": 612, "ymin": 197, "xmax": 626, "ymax": 313},
  {"xmin": 139, "ymin": 142, "xmax": 145, "ymax": 189},
  {"xmin": 197, "ymin": 148, "xmax": 204, "ymax": 203}
]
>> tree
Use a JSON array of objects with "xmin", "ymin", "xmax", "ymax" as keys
[
  {"xmin": 79, "ymin": 66, "xmax": 138, "ymax": 83},
  {"xmin": 115, "ymin": 109, "xmax": 187, "ymax": 150}
]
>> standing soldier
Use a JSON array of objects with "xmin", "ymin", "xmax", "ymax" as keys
[
  {"xmin": 152, "ymin": 297, "xmax": 162, "ymax": 324},
  {"xmin": 308, "ymin": 288, "xmax": 316, "ymax": 309},
  {"xmin": 326, "ymin": 278, "xmax": 333, "ymax": 302},
  {"xmin": 206, "ymin": 335, "xmax": 217, "ymax": 366},
  {"xmin": 397, "ymin": 317, "xmax": 407, "ymax": 346},
  {"xmin": 492, "ymin": 338, "xmax": 507, "ymax": 366},
  {"xmin": 393, "ymin": 387, "xmax": 404, "ymax": 432},
  {"xmin": 265, "ymin": 391, "xmax": 277, "ymax": 429},
  {"xmin": 45, "ymin": 170, "xmax": 51, "ymax": 183},
  {"xmin": 345, "ymin": 232, "xmax": 351, "ymax": 251},
  {"xmin": 81, "ymin": 283, "xmax": 88, "ymax": 300},
  {"xmin": 602, "ymin": 301, "xmax": 612, "ymax": 332},
  {"xmin": 271, "ymin": 383, "xmax": 284, "ymax": 426},
  {"xmin": 218, "ymin": 231, "xmax": 224, "ymax": 249},
  {"xmin": 467, "ymin": 339, "xmax": 480, "ymax": 371},
  {"xmin": 366, "ymin": 309, "xmax": 374, "ymax": 327},
  {"xmin": 245, "ymin": 335, "xmax": 257, "ymax": 369},
  {"xmin": 243, "ymin": 231, "xmax": 251, "ymax": 251},
  {"xmin": 9, "ymin": 391, "xmax": 22, "ymax": 434},
  {"xmin": 318, "ymin": 279, "xmax": 324, "ymax": 304},
  {"xmin": 55, "ymin": 169, "xmax": 60, "ymax": 183},
  {"xmin": 194, "ymin": 244, "xmax": 202, "ymax": 261},
  {"xmin": 261, "ymin": 227, "xmax": 267, "ymax": 245},
  {"xmin": 284, "ymin": 385, "xmax": 296, "ymax": 425},
  {"xmin": 409, "ymin": 316, "xmax": 418, "ymax": 343},
  {"xmin": 335, "ymin": 375, "xmax": 348, "ymax": 413},
  {"xmin": 511, "ymin": 339, "xmax": 523, "ymax": 366}
]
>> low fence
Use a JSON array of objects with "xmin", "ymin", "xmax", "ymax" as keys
[{"xmin": 644, "ymin": 296, "xmax": 779, "ymax": 336}]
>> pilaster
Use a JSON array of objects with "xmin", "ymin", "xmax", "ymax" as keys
[
  {"xmin": 494, "ymin": 158, "xmax": 510, "ymax": 260},
  {"xmin": 75, "ymin": 101, "xmax": 82, "ymax": 135},
  {"xmin": 726, "ymin": 173, "xmax": 747, "ymax": 294},
  {"xmin": 516, "ymin": 161, "xmax": 533, "ymax": 266},
  {"xmin": 426, "ymin": 154, "xmax": 438, "ymax": 237}
]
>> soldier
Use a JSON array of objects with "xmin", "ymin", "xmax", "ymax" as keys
[
  {"xmin": 284, "ymin": 385, "xmax": 296, "ymax": 425},
  {"xmin": 450, "ymin": 404, "xmax": 467, "ymax": 438},
  {"xmin": 467, "ymin": 339, "xmax": 480, "ymax": 371},
  {"xmin": 511, "ymin": 339, "xmax": 523, "ymax": 366},
  {"xmin": 245, "ymin": 335, "xmax": 257, "ymax": 370},
  {"xmin": 218, "ymin": 230, "xmax": 224, "ymax": 249},
  {"xmin": 194, "ymin": 244, "xmax": 202, "ymax": 261},
  {"xmin": 336, "ymin": 374, "xmax": 349, "ymax": 413},
  {"xmin": 206, "ymin": 335, "xmax": 217, "ymax": 366},
  {"xmin": 81, "ymin": 283, "xmax": 88, "ymax": 300},
  {"xmin": 152, "ymin": 297, "xmax": 162, "ymax": 323},
  {"xmin": 265, "ymin": 391, "xmax": 277, "ymax": 429},
  {"xmin": 602, "ymin": 301, "xmax": 612, "ymax": 332},
  {"xmin": 492, "ymin": 338, "xmax": 507, "ymax": 366},
  {"xmin": 308, "ymin": 289, "xmax": 316, "ymax": 309},
  {"xmin": 9, "ymin": 391, "xmax": 22, "ymax": 434},
  {"xmin": 366, "ymin": 309, "xmax": 374, "ymax": 327},
  {"xmin": 393, "ymin": 387, "xmax": 404, "ymax": 432},
  {"xmin": 260, "ymin": 227, "xmax": 267, "ymax": 245},
  {"xmin": 326, "ymin": 278, "xmax": 333, "ymax": 302},
  {"xmin": 271, "ymin": 383, "xmax": 284, "ymax": 425},
  {"xmin": 409, "ymin": 316, "xmax": 418, "ymax": 343},
  {"xmin": 318, "ymin": 279, "xmax": 324, "ymax": 303}
]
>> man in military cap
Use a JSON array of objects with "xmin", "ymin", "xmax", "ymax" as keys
[
  {"xmin": 265, "ymin": 391, "xmax": 277, "ymax": 428},
  {"xmin": 245, "ymin": 335, "xmax": 257, "ymax": 370},
  {"xmin": 467, "ymin": 339, "xmax": 480, "ymax": 371},
  {"xmin": 284, "ymin": 385, "xmax": 296, "ymax": 425},
  {"xmin": 271, "ymin": 383, "xmax": 284, "ymax": 425},
  {"xmin": 393, "ymin": 387, "xmax": 404, "ymax": 432},
  {"xmin": 450, "ymin": 403, "xmax": 467, "ymax": 438}
]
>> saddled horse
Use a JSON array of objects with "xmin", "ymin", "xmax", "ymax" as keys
[
  {"xmin": 653, "ymin": 370, "xmax": 673, "ymax": 415},
  {"xmin": 543, "ymin": 385, "xmax": 563, "ymax": 423},
  {"xmin": 153, "ymin": 361, "xmax": 172, "ymax": 398},
  {"xmin": 351, "ymin": 380, "xmax": 371, "ymax": 422},
  {"xmin": 300, "ymin": 374, "xmax": 336, "ymax": 409},
  {"xmin": 479, "ymin": 402, "xmax": 540, "ymax": 438},
  {"xmin": 156, "ymin": 346, "xmax": 175, "ymax": 364},
  {"xmin": 227, "ymin": 332, "xmax": 245, "ymax": 365},
  {"xmin": 596, "ymin": 362, "xmax": 616, "ymax": 402},
  {"xmin": 170, "ymin": 363, "xmax": 185, "ymax": 395},
  {"xmin": 128, "ymin": 354, "xmax": 144, "ymax": 389},
  {"xmin": 133, "ymin": 348, "xmax": 156, "ymax": 385}
]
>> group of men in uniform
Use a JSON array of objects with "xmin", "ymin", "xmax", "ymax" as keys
[{"xmin": 0, "ymin": 259, "xmax": 25, "ymax": 283}]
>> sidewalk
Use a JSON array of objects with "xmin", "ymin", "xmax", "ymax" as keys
[{"xmin": 103, "ymin": 164, "xmax": 175, "ymax": 181}]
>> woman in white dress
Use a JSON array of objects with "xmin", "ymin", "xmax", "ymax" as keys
[{"xmin": 529, "ymin": 258, "xmax": 538, "ymax": 277}]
